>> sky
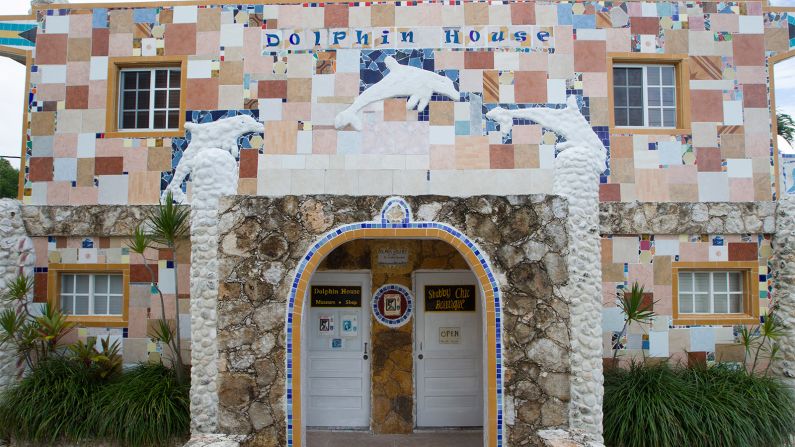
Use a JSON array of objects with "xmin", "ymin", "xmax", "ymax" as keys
[{"xmin": 1, "ymin": 0, "xmax": 795, "ymax": 168}]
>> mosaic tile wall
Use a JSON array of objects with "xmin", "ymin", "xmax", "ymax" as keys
[
  {"xmin": 601, "ymin": 233, "xmax": 772, "ymax": 362},
  {"xmin": 4, "ymin": 0, "xmax": 791, "ymax": 203},
  {"xmin": 31, "ymin": 236, "xmax": 192, "ymax": 364}
]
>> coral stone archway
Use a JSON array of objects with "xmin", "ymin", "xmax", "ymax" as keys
[{"xmin": 285, "ymin": 197, "xmax": 503, "ymax": 447}]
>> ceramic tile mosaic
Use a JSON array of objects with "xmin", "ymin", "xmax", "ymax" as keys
[{"xmin": 1, "ymin": 1, "xmax": 784, "ymax": 203}]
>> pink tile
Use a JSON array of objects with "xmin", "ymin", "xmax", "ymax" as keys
[
  {"xmin": 178, "ymin": 264, "xmax": 190, "ymax": 296},
  {"xmin": 88, "ymin": 80, "xmax": 107, "ymax": 109},
  {"xmin": 729, "ymin": 178, "xmax": 754, "ymax": 201},
  {"xmin": 69, "ymin": 14, "xmax": 93, "ymax": 38},
  {"xmin": 652, "ymin": 285, "xmax": 673, "ymax": 315},
  {"xmin": 666, "ymin": 165, "xmax": 698, "ymax": 184},
  {"xmin": 628, "ymin": 264, "xmax": 654, "ymax": 290},
  {"xmin": 66, "ymin": 61, "xmax": 90, "ymax": 86},
  {"xmin": 678, "ymin": 242, "xmax": 709, "ymax": 262},
  {"xmin": 196, "ymin": 31, "xmax": 220, "ymax": 57},
  {"xmin": 435, "ymin": 50, "xmax": 464, "ymax": 69},
  {"xmin": 708, "ymin": 13, "xmax": 738, "ymax": 32},
  {"xmin": 69, "ymin": 187, "xmax": 97, "ymax": 205},
  {"xmin": 33, "ymin": 238, "xmax": 49, "ymax": 267},
  {"xmin": 53, "ymin": 133, "xmax": 77, "ymax": 157},
  {"xmin": 511, "ymin": 125, "xmax": 542, "ymax": 144},
  {"xmin": 96, "ymin": 138, "xmax": 126, "ymax": 157},
  {"xmin": 128, "ymin": 307, "xmax": 148, "ymax": 338},
  {"xmin": 37, "ymin": 84, "xmax": 66, "ymax": 102},
  {"xmin": 430, "ymin": 145, "xmax": 455, "ymax": 169},
  {"xmin": 553, "ymin": 25, "xmax": 573, "ymax": 54},
  {"xmin": 582, "ymin": 72, "xmax": 607, "ymax": 97},
  {"xmin": 108, "ymin": 33, "xmax": 133, "ymax": 57},
  {"xmin": 124, "ymin": 147, "xmax": 148, "ymax": 173},
  {"xmin": 282, "ymin": 103, "xmax": 311, "ymax": 122},
  {"xmin": 312, "ymin": 129, "xmax": 337, "ymax": 154},
  {"xmin": 335, "ymin": 73, "xmax": 360, "ymax": 97},
  {"xmin": 518, "ymin": 52, "xmax": 548, "ymax": 71}
]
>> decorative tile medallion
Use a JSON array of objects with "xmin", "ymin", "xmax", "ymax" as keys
[{"xmin": 371, "ymin": 283, "xmax": 414, "ymax": 328}]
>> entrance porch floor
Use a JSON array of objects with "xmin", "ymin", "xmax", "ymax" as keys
[{"xmin": 307, "ymin": 430, "xmax": 483, "ymax": 447}]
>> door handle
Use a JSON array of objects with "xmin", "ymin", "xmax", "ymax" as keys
[
  {"xmin": 363, "ymin": 342, "xmax": 368, "ymax": 360},
  {"xmin": 418, "ymin": 342, "xmax": 423, "ymax": 360}
]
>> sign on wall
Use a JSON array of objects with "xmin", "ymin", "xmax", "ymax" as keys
[
  {"xmin": 425, "ymin": 285, "xmax": 477, "ymax": 312},
  {"xmin": 310, "ymin": 286, "xmax": 362, "ymax": 307},
  {"xmin": 371, "ymin": 284, "xmax": 414, "ymax": 328}
]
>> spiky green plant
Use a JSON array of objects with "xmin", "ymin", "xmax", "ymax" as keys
[
  {"xmin": 604, "ymin": 362, "xmax": 795, "ymax": 447},
  {"xmin": 612, "ymin": 282, "xmax": 656, "ymax": 362},
  {"xmin": 0, "ymin": 358, "xmax": 101, "ymax": 443},
  {"xmin": 778, "ymin": 110, "xmax": 795, "ymax": 145},
  {"xmin": 88, "ymin": 363, "xmax": 190, "ymax": 446}
]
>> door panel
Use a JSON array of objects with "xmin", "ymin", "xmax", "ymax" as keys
[
  {"xmin": 307, "ymin": 272, "xmax": 371, "ymax": 428},
  {"xmin": 415, "ymin": 272, "xmax": 483, "ymax": 428}
]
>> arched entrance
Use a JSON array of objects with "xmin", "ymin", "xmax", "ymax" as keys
[{"xmin": 284, "ymin": 198, "xmax": 504, "ymax": 447}]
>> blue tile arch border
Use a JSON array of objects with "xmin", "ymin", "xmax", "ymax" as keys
[
  {"xmin": 284, "ymin": 196, "xmax": 504, "ymax": 447},
  {"xmin": 371, "ymin": 284, "xmax": 414, "ymax": 328}
]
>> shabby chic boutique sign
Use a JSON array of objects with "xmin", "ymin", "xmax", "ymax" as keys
[{"xmin": 262, "ymin": 25, "xmax": 554, "ymax": 52}]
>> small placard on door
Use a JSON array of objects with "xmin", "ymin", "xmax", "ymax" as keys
[{"xmin": 439, "ymin": 327, "xmax": 461, "ymax": 344}]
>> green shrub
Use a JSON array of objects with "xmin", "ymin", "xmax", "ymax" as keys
[
  {"xmin": 604, "ymin": 362, "xmax": 795, "ymax": 447},
  {"xmin": 0, "ymin": 358, "xmax": 102, "ymax": 443},
  {"xmin": 88, "ymin": 363, "xmax": 190, "ymax": 447}
]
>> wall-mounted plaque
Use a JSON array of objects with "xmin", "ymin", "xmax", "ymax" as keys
[
  {"xmin": 377, "ymin": 248, "xmax": 409, "ymax": 265},
  {"xmin": 425, "ymin": 285, "xmax": 477, "ymax": 312},
  {"xmin": 310, "ymin": 286, "xmax": 362, "ymax": 307},
  {"xmin": 371, "ymin": 284, "xmax": 414, "ymax": 328}
]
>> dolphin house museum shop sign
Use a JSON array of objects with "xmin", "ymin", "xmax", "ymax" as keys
[{"xmin": 310, "ymin": 286, "xmax": 363, "ymax": 308}]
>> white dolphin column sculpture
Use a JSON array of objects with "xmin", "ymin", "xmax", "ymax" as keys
[
  {"xmin": 335, "ymin": 56, "xmax": 459, "ymax": 131},
  {"xmin": 487, "ymin": 96, "xmax": 606, "ymax": 442}
]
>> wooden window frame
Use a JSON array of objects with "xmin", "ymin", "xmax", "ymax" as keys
[
  {"xmin": 672, "ymin": 262, "xmax": 760, "ymax": 326},
  {"xmin": 47, "ymin": 264, "xmax": 130, "ymax": 327},
  {"xmin": 607, "ymin": 53, "xmax": 692, "ymax": 136},
  {"xmin": 105, "ymin": 56, "xmax": 188, "ymax": 139}
]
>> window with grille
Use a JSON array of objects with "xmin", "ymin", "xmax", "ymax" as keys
[
  {"xmin": 118, "ymin": 68, "xmax": 181, "ymax": 131},
  {"xmin": 60, "ymin": 273, "xmax": 124, "ymax": 316},
  {"xmin": 677, "ymin": 271, "xmax": 744, "ymax": 314},
  {"xmin": 613, "ymin": 64, "xmax": 677, "ymax": 128}
]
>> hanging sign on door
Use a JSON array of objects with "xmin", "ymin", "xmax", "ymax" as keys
[
  {"xmin": 439, "ymin": 327, "xmax": 461, "ymax": 344},
  {"xmin": 310, "ymin": 286, "xmax": 362, "ymax": 307},
  {"xmin": 425, "ymin": 285, "xmax": 477, "ymax": 312}
]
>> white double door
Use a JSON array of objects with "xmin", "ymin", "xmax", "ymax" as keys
[
  {"xmin": 415, "ymin": 271, "xmax": 483, "ymax": 428},
  {"xmin": 306, "ymin": 272, "xmax": 371, "ymax": 428}
]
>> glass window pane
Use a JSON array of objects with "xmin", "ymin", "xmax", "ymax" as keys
[
  {"xmin": 168, "ymin": 90, "xmax": 180, "ymax": 109},
  {"xmin": 713, "ymin": 272, "xmax": 728, "ymax": 292},
  {"xmin": 614, "ymin": 108, "xmax": 628, "ymax": 126},
  {"xmin": 679, "ymin": 272, "xmax": 693, "ymax": 292},
  {"xmin": 154, "ymin": 111, "xmax": 167, "ymax": 129},
  {"xmin": 662, "ymin": 66, "xmax": 675, "ymax": 85},
  {"xmin": 61, "ymin": 295, "xmax": 73, "ymax": 314},
  {"xmin": 679, "ymin": 293, "xmax": 693, "ymax": 313},
  {"xmin": 94, "ymin": 295, "xmax": 108, "ymax": 315},
  {"xmin": 627, "ymin": 87, "xmax": 643, "ymax": 107},
  {"xmin": 627, "ymin": 68, "xmax": 643, "ymax": 86},
  {"xmin": 122, "ymin": 112, "xmax": 136, "ymax": 129},
  {"xmin": 136, "ymin": 112, "xmax": 149, "ymax": 129},
  {"xmin": 647, "ymin": 66, "xmax": 660, "ymax": 85},
  {"xmin": 167, "ymin": 110, "xmax": 180, "ymax": 129},
  {"xmin": 95, "ymin": 275, "xmax": 108, "ymax": 294},
  {"xmin": 74, "ymin": 295, "xmax": 89, "ymax": 315},
  {"xmin": 155, "ymin": 70, "xmax": 169, "ymax": 88},
  {"xmin": 730, "ymin": 295, "xmax": 742, "ymax": 313},
  {"xmin": 649, "ymin": 108, "xmax": 661, "ymax": 127},
  {"xmin": 62, "ymin": 274, "xmax": 74, "ymax": 293},
  {"xmin": 628, "ymin": 108, "xmax": 644, "ymax": 126},
  {"xmin": 614, "ymin": 87, "xmax": 627, "ymax": 107},
  {"xmin": 109, "ymin": 296, "xmax": 123, "ymax": 315},
  {"xmin": 648, "ymin": 88, "xmax": 660, "ymax": 107},
  {"xmin": 137, "ymin": 91, "xmax": 150, "ymax": 110},
  {"xmin": 713, "ymin": 294, "xmax": 728, "ymax": 313},
  {"xmin": 694, "ymin": 294, "xmax": 710, "ymax": 313},
  {"xmin": 663, "ymin": 109, "xmax": 676, "ymax": 127},
  {"xmin": 123, "ymin": 72, "xmax": 137, "ymax": 90},
  {"xmin": 169, "ymin": 69, "xmax": 181, "ymax": 88},
  {"xmin": 729, "ymin": 272, "xmax": 742, "ymax": 292},
  {"xmin": 137, "ymin": 71, "xmax": 151, "ymax": 89},
  {"xmin": 614, "ymin": 68, "xmax": 627, "ymax": 85},
  {"xmin": 694, "ymin": 273, "xmax": 710, "ymax": 293},
  {"xmin": 662, "ymin": 87, "xmax": 675, "ymax": 107},
  {"xmin": 110, "ymin": 275, "xmax": 122, "ymax": 294},
  {"xmin": 155, "ymin": 90, "xmax": 168, "ymax": 108},
  {"xmin": 122, "ymin": 92, "xmax": 137, "ymax": 111},
  {"xmin": 76, "ymin": 275, "xmax": 89, "ymax": 293}
]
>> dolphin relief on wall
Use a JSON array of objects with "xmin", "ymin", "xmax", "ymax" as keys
[
  {"xmin": 162, "ymin": 115, "xmax": 264, "ymax": 204},
  {"xmin": 486, "ymin": 95, "xmax": 607, "ymax": 171},
  {"xmin": 335, "ymin": 56, "xmax": 459, "ymax": 131}
]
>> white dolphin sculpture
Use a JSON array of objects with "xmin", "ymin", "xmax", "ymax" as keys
[
  {"xmin": 335, "ymin": 56, "xmax": 459, "ymax": 131},
  {"xmin": 485, "ymin": 95, "xmax": 606, "ymax": 168}
]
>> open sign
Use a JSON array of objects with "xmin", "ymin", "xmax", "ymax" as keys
[{"xmin": 439, "ymin": 327, "xmax": 461, "ymax": 344}]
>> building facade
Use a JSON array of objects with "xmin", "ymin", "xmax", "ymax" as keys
[{"xmin": 1, "ymin": 0, "xmax": 795, "ymax": 445}]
